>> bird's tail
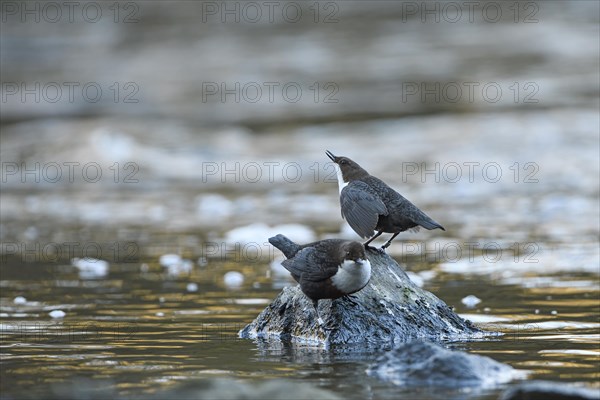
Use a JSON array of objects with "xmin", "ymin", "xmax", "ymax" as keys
[
  {"xmin": 419, "ymin": 215, "xmax": 446, "ymax": 231},
  {"xmin": 268, "ymin": 234, "xmax": 302, "ymax": 259}
]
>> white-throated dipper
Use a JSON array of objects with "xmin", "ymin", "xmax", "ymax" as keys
[
  {"xmin": 326, "ymin": 150, "xmax": 445, "ymax": 249},
  {"xmin": 269, "ymin": 234, "xmax": 371, "ymax": 327}
]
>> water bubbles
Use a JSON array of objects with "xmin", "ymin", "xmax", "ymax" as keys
[
  {"xmin": 461, "ymin": 295, "xmax": 482, "ymax": 308},
  {"xmin": 159, "ymin": 254, "xmax": 182, "ymax": 267},
  {"xmin": 186, "ymin": 282, "xmax": 199, "ymax": 292},
  {"xmin": 159, "ymin": 254, "xmax": 193, "ymax": 276},
  {"xmin": 49, "ymin": 310, "xmax": 66, "ymax": 318},
  {"xmin": 71, "ymin": 258, "xmax": 109, "ymax": 279},
  {"xmin": 224, "ymin": 271, "xmax": 244, "ymax": 288}
]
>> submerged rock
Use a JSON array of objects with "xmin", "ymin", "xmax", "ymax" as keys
[
  {"xmin": 499, "ymin": 380, "xmax": 600, "ymax": 400},
  {"xmin": 239, "ymin": 244, "xmax": 483, "ymax": 345},
  {"xmin": 367, "ymin": 341, "xmax": 523, "ymax": 388}
]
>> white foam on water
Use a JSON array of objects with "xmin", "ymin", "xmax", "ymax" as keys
[
  {"xmin": 224, "ymin": 271, "xmax": 244, "ymax": 288},
  {"xmin": 461, "ymin": 295, "xmax": 482, "ymax": 308},
  {"xmin": 71, "ymin": 258, "xmax": 109, "ymax": 279}
]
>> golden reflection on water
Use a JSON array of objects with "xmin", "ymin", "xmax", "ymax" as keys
[{"xmin": 1, "ymin": 256, "xmax": 598, "ymax": 399}]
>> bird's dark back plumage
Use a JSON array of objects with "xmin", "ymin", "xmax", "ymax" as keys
[
  {"xmin": 275, "ymin": 238, "xmax": 351, "ymax": 282},
  {"xmin": 360, "ymin": 175, "xmax": 445, "ymax": 232},
  {"xmin": 269, "ymin": 232, "xmax": 372, "ymax": 305},
  {"xmin": 269, "ymin": 235, "xmax": 350, "ymax": 261}
]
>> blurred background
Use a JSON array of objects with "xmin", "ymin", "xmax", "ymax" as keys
[
  {"xmin": 1, "ymin": 1, "xmax": 599, "ymax": 251},
  {"xmin": 1, "ymin": 1, "xmax": 599, "ymax": 399}
]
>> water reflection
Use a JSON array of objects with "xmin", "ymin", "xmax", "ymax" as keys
[{"xmin": 1, "ymin": 254, "xmax": 598, "ymax": 398}]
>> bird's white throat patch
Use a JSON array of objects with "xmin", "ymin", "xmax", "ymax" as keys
[
  {"xmin": 334, "ymin": 163, "xmax": 349, "ymax": 194},
  {"xmin": 331, "ymin": 258, "xmax": 371, "ymax": 293}
]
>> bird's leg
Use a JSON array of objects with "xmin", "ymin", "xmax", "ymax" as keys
[
  {"xmin": 364, "ymin": 231, "xmax": 384, "ymax": 249},
  {"xmin": 311, "ymin": 299, "xmax": 323, "ymax": 326},
  {"xmin": 381, "ymin": 232, "xmax": 400, "ymax": 249},
  {"xmin": 313, "ymin": 299, "xmax": 335, "ymax": 331}
]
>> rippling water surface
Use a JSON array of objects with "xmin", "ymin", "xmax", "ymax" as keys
[{"xmin": 1, "ymin": 250, "xmax": 598, "ymax": 399}]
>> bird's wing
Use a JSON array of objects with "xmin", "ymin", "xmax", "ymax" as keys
[
  {"xmin": 281, "ymin": 246, "xmax": 337, "ymax": 282},
  {"xmin": 340, "ymin": 181, "xmax": 388, "ymax": 238}
]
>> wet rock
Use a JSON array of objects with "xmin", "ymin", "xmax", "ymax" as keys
[
  {"xmin": 499, "ymin": 380, "xmax": 600, "ymax": 400},
  {"xmin": 239, "ymin": 246, "xmax": 483, "ymax": 345},
  {"xmin": 367, "ymin": 341, "xmax": 523, "ymax": 388}
]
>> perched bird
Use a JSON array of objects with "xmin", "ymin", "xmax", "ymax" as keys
[
  {"xmin": 326, "ymin": 150, "xmax": 445, "ymax": 249},
  {"xmin": 269, "ymin": 234, "xmax": 371, "ymax": 326}
]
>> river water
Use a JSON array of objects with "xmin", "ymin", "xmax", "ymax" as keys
[{"xmin": 1, "ymin": 250, "xmax": 598, "ymax": 399}]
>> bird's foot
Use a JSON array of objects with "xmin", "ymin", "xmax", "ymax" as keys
[
  {"xmin": 365, "ymin": 244, "xmax": 383, "ymax": 254},
  {"xmin": 367, "ymin": 245, "xmax": 386, "ymax": 254}
]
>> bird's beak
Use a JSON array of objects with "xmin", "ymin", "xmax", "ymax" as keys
[{"xmin": 325, "ymin": 150, "xmax": 337, "ymax": 162}]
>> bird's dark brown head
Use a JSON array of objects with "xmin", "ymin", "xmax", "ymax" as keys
[
  {"xmin": 325, "ymin": 150, "xmax": 369, "ymax": 181},
  {"xmin": 339, "ymin": 241, "xmax": 366, "ymax": 262}
]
